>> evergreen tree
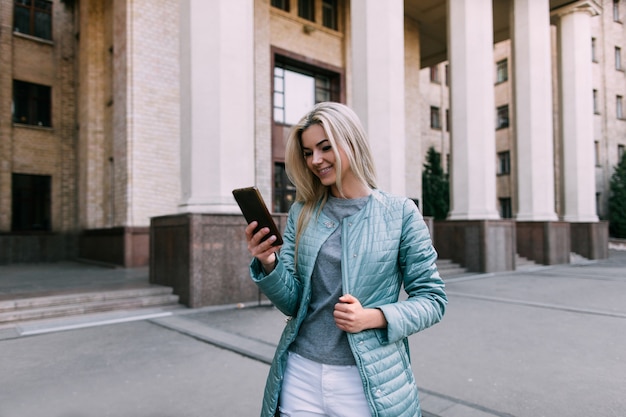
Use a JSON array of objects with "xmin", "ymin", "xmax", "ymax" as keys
[
  {"xmin": 609, "ymin": 152, "xmax": 626, "ymax": 238},
  {"xmin": 422, "ymin": 146, "xmax": 450, "ymax": 220}
]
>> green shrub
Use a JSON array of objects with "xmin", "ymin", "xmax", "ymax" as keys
[
  {"xmin": 422, "ymin": 146, "xmax": 449, "ymax": 220},
  {"xmin": 609, "ymin": 153, "xmax": 626, "ymax": 238}
]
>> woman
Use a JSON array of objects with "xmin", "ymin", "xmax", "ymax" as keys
[{"xmin": 245, "ymin": 102, "xmax": 447, "ymax": 417}]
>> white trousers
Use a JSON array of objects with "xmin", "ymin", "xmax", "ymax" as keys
[{"xmin": 279, "ymin": 352, "xmax": 372, "ymax": 417}]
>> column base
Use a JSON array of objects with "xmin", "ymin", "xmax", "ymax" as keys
[
  {"xmin": 570, "ymin": 221, "xmax": 609, "ymax": 260},
  {"xmin": 150, "ymin": 212, "xmax": 286, "ymax": 308},
  {"xmin": 79, "ymin": 227, "xmax": 149, "ymax": 267},
  {"xmin": 433, "ymin": 220, "xmax": 516, "ymax": 273},
  {"xmin": 516, "ymin": 221, "xmax": 570, "ymax": 265},
  {"xmin": 0, "ymin": 232, "xmax": 77, "ymax": 264}
]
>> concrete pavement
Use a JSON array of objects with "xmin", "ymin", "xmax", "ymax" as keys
[{"xmin": 1, "ymin": 250, "xmax": 625, "ymax": 417}]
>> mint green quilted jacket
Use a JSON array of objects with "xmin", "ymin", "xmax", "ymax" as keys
[{"xmin": 250, "ymin": 190, "xmax": 447, "ymax": 417}]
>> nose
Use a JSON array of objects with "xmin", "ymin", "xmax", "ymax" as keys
[{"xmin": 311, "ymin": 149, "xmax": 323, "ymax": 165}]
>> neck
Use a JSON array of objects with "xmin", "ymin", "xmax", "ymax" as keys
[{"xmin": 330, "ymin": 182, "xmax": 372, "ymax": 199}]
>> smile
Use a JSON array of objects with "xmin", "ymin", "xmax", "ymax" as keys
[{"xmin": 317, "ymin": 166, "xmax": 332, "ymax": 177}]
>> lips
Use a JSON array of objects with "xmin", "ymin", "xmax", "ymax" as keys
[{"xmin": 317, "ymin": 166, "xmax": 333, "ymax": 177}]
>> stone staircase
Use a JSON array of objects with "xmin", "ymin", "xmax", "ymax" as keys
[
  {"xmin": 0, "ymin": 285, "xmax": 182, "ymax": 326},
  {"xmin": 436, "ymin": 258, "xmax": 469, "ymax": 278},
  {"xmin": 515, "ymin": 254, "xmax": 539, "ymax": 271}
]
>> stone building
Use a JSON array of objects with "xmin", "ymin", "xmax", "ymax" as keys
[
  {"xmin": 422, "ymin": 2, "xmax": 626, "ymax": 223},
  {"xmin": 0, "ymin": 0, "xmax": 617, "ymax": 306}
]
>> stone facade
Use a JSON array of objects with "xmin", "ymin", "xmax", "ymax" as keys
[
  {"xmin": 420, "ymin": 0, "xmax": 626, "ymax": 221},
  {"xmin": 1, "ymin": 0, "xmax": 617, "ymax": 271}
]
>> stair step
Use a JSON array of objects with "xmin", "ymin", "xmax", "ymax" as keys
[
  {"xmin": 439, "ymin": 267, "xmax": 469, "ymax": 277},
  {"xmin": 436, "ymin": 259, "xmax": 469, "ymax": 277},
  {"xmin": 515, "ymin": 254, "xmax": 539, "ymax": 270},
  {"xmin": 0, "ymin": 286, "xmax": 181, "ymax": 325},
  {"xmin": 0, "ymin": 286, "xmax": 174, "ymax": 313}
]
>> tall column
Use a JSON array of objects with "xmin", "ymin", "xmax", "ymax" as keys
[
  {"xmin": 179, "ymin": 0, "xmax": 255, "ymax": 213},
  {"xmin": 447, "ymin": 0, "xmax": 499, "ymax": 220},
  {"xmin": 350, "ymin": 0, "xmax": 406, "ymax": 195},
  {"xmin": 512, "ymin": 0, "xmax": 558, "ymax": 221},
  {"xmin": 552, "ymin": 1, "xmax": 600, "ymax": 222}
]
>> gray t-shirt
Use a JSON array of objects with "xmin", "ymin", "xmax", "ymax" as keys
[{"xmin": 289, "ymin": 194, "xmax": 369, "ymax": 365}]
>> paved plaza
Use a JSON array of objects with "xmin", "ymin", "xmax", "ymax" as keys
[{"xmin": 1, "ymin": 250, "xmax": 625, "ymax": 417}]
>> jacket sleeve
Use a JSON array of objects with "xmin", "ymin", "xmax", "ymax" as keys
[
  {"xmin": 249, "ymin": 204, "xmax": 303, "ymax": 317},
  {"xmin": 377, "ymin": 199, "xmax": 447, "ymax": 344}
]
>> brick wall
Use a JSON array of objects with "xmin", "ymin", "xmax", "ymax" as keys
[{"xmin": 0, "ymin": 0, "xmax": 77, "ymax": 233}]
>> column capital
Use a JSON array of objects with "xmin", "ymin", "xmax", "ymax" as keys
[{"xmin": 550, "ymin": 0, "xmax": 601, "ymax": 22}]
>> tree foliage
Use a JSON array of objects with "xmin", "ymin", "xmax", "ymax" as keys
[
  {"xmin": 609, "ymin": 152, "xmax": 626, "ymax": 238},
  {"xmin": 422, "ymin": 146, "xmax": 449, "ymax": 220}
]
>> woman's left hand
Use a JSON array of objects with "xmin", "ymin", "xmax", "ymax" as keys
[{"xmin": 334, "ymin": 294, "xmax": 387, "ymax": 333}]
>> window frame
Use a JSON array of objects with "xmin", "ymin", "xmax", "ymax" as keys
[
  {"xmin": 496, "ymin": 105, "xmax": 510, "ymax": 130},
  {"xmin": 13, "ymin": 79, "xmax": 52, "ymax": 127},
  {"xmin": 430, "ymin": 106, "xmax": 441, "ymax": 130},
  {"xmin": 496, "ymin": 59, "xmax": 508, "ymax": 84},
  {"xmin": 11, "ymin": 173, "xmax": 52, "ymax": 232},
  {"xmin": 499, "ymin": 197, "xmax": 512, "ymax": 219},
  {"xmin": 13, "ymin": 0, "xmax": 53, "ymax": 40},
  {"xmin": 593, "ymin": 89, "xmax": 600, "ymax": 114},
  {"xmin": 271, "ymin": 48, "xmax": 344, "ymax": 213},
  {"xmin": 298, "ymin": 0, "xmax": 315, "ymax": 22},
  {"xmin": 270, "ymin": 0, "xmax": 290, "ymax": 12},
  {"xmin": 617, "ymin": 95, "xmax": 624, "ymax": 119},
  {"xmin": 592, "ymin": 37, "xmax": 598, "ymax": 62},
  {"xmin": 430, "ymin": 65, "xmax": 440, "ymax": 83},
  {"xmin": 497, "ymin": 151, "xmax": 511, "ymax": 176},
  {"xmin": 322, "ymin": 0, "xmax": 338, "ymax": 30}
]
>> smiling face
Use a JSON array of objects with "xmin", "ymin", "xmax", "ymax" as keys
[{"xmin": 300, "ymin": 123, "xmax": 369, "ymax": 198}]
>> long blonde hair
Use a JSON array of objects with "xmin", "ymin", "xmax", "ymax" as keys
[{"xmin": 285, "ymin": 102, "xmax": 377, "ymax": 258}]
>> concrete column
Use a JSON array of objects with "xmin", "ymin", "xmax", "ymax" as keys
[
  {"xmin": 350, "ymin": 0, "xmax": 406, "ymax": 195},
  {"xmin": 179, "ymin": 0, "xmax": 255, "ymax": 213},
  {"xmin": 447, "ymin": 0, "xmax": 499, "ymax": 220},
  {"xmin": 512, "ymin": 0, "xmax": 558, "ymax": 221},
  {"xmin": 552, "ymin": 1, "xmax": 600, "ymax": 222}
]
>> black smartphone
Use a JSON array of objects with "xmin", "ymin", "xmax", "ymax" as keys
[{"xmin": 232, "ymin": 186, "xmax": 283, "ymax": 246}]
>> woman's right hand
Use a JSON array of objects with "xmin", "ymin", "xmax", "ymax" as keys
[{"xmin": 245, "ymin": 221, "xmax": 281, "ymax": 273}]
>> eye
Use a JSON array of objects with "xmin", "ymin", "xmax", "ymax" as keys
[
  {"xmin": 322, "ymin": 145, "xmax": 332, "ymax": 152},
  {"xmin": 303, "ymin": 150, "xmax": 313, "ymax": 158}
]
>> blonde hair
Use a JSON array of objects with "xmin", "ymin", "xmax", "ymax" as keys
[{"xmin": 285, "ymin": 102, "xmax": 377, "ymax": 258}]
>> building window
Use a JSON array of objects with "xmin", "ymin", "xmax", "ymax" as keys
[
  {"xmin": 445, "ymin": 64, "xmax": 449, "ymax": 86},
  {"xmin": 614, "ymin": 0, "xmax": 621, "ymax": 22},
  {"xmin": 595, "ymin": 141, "xmax": 601, "ymax": 166},
  {"xmin": 274, "ymin": 163, "xmax": 296, "ymax": 213},
  {"xmin": 619, "ymin": 144, "xmax": 625, "ymax": 160},
  {"xmin": 273, "ymin": 64, "xmax": 335, "ymax": 125},
  {"xmin": 496, "ymin": 59, "xmax": 508, "ymax": 83},
  {"xmin": 592, "ymin": 38, "xmax": 598, "ymax": 62},
  {"xmin": 322, "ymin": 0, "xmax": 338, "ymax": 30},
  {"xmin": 618, "ymin": 95, "xmax": 624, "ymax": 119},
  {"xmin": 430, "ymin": 106, "xmax": 441, "ymax": 129},
  {"xmin": 13, "ymin": 80, "xmax": 51, "ymax": 127},
  {"xmin": 445, "ymin": 109, "xmax": 450, "ymax": 132},
  {"xmin": 272, "ymin": 56, "xmax": 341, "ymax": 212},
  {"xmin": 271, "ymin": 0, "xmax": 290, "ymax": 12},
  {"xmin": 12, "ymin": 173, "xmax": 51, "ymax": 232},
  {"xmin": 593, "ymin": 89, "xmax": 600, "ymax": 114},
  {"xmin": 13, "ymin": 0, "xmax": 52, "ymax": 40},
  {"xmin": 616, "ymin": 47, "xmax": 623, "ymax": 70},
  {"xmin": 430, "ymin": 65, "xmax": 440, "ymax": 83},
  {"xmin": 497, "ymin": 151, "xmax": 511, "ymax": 175},
  {"xmin": 496, "ymin": 105, "xmax": 509, "ymax": 129},
  {"xmin": 299, "ymin": 0, "xmax": 315, "ymax": 22},
  {"xmin": 499, "ymin": 198, "xmax": 512, "ymax": 219}
]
